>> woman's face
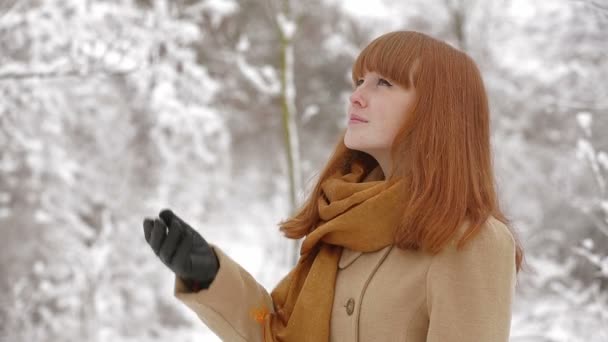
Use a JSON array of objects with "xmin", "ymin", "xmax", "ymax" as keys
[{"xmin": 344, "ymin": 71, "xmax": 416, "ymax": 173}]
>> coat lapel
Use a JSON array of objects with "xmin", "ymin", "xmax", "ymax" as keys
[{"xmin": 338, "ymin": 247, "xmax": 363, "ymax": 269}]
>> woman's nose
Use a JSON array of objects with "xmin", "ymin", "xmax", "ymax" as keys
[{"xmin": 349, "ymin": 88, "xmax": 367, "ymax": 107}]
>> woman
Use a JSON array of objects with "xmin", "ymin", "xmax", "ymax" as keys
[{"xmin": 143, "ymin": 30, "xmax": 525, "ymax": 341}]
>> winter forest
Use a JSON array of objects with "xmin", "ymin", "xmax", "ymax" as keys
[{"xmin": 0, "ymin": 0, "xmax": 607, "ymax": 341}]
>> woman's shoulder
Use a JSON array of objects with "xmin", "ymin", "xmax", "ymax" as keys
[
  {"xmin": 440, "ymin": 215, "xmax": 516, "ymax": 257},
  {"xmin": 425, "ymin": 215, "xmax": 517, "ymax": 283},
  {"xmin": 469, "ymin": 215, "xmax": 514, "ymax": 245}
]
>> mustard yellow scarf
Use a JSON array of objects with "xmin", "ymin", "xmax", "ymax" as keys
[{"xmin": 261, "ymin": 161, "xmax": 403, "ymax": 341}]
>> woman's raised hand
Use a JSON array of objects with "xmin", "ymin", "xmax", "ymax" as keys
[{"xmin": 143, "ymin": 208, "xmax": 219, "ymax": 289}]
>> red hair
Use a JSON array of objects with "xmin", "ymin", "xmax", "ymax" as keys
[{"xmin": 279, "ymin": 31, "xmax": 524, "ymax": 273}]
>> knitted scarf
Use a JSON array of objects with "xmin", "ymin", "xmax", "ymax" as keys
[{"xmin": 261, "ymin": 161, "xmax": 403, "ymax": 341}]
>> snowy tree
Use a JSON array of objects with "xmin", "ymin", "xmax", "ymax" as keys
[{"xmin": 0, "ymin": 0, "xmax": 229, "ymax": 341}]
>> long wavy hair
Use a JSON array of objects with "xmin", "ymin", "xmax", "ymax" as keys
[{"xmin": 278, "ymin": 31, "xmax": 524, "ymax": 273}]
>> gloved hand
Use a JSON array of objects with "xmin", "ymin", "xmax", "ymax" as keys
[{"xmin": 143, "ymin": 208, "xmax": 219, "ymax": 290}]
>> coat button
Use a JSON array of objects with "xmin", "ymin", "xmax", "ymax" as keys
[{"xmin": 345, "ymin": 298, "xmax": 355, "ymax": 315}]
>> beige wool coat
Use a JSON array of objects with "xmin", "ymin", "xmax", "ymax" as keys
[{"xmin": 174, "ymin": 215, "xmax": 517, "ymax": 341}]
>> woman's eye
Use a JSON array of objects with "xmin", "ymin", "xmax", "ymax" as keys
[
  {"xmin": 378, "ymin": 78, "xmax": 392, "ymax": 86},
  {"xmin": 355, "ymin": 78, "xmax": 391, "ymax": 87}
]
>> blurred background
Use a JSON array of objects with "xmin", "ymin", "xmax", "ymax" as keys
[{"xmin": 0, "ymin": 0, "xmax": 607, "ymax": 341}]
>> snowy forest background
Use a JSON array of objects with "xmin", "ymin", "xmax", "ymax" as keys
[{"xmin": 1, "ymin": 0, "xmax": 607, "ymax": 341}]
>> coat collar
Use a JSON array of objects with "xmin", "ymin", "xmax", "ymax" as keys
[
  {"xmin": 338, "ymin": 245, "xmax": 394, "ymax": 269},
  {"xmin": 338, "ymin": 247, "xmax": 363, "ymax": 269}
]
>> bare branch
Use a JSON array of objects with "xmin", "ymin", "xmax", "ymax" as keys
[
  {"xmin": 0, "ymin": 66, "xmax": 144, "ymax": 81},
  {"xmin": 590, "ymin": 0, "xmax": 608, "ymax": 11}
]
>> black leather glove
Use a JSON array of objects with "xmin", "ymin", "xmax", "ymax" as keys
[{"xmin": 143, "ymin": 208, "xmax": 219, "ymax": 290}]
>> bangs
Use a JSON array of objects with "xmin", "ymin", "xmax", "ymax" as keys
[{"xmin": 351, "ymin": 31, "xmax": 423, "ymax": 89}]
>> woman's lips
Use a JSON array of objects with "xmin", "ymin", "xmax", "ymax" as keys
[{"xmin": 349, "ymin": 114, "xmax": 368, "ymax": 124}]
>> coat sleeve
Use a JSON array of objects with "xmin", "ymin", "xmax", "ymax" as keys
[
  {"xmin": 173, "ymin": 244, "xmax": 274, "ymax": 342},
  {"xmin": 426, "ymin": 219, "xmax": 517, "ymax": 342}
]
